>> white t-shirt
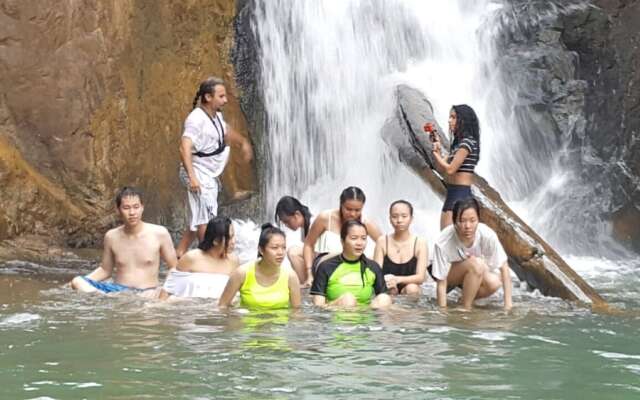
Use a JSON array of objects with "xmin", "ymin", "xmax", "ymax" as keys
[
  {"xmin": 180, "ymin": 108, "xmax": 230, "ymax": 188},
  {"xmin": 431, "ymin": 223, "xmax": 507, "ymax": 280}
]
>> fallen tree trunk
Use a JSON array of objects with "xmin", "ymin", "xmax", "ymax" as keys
[{"xmin": 383, "ymin": 85, "xmax": 607, "ymax": 309}]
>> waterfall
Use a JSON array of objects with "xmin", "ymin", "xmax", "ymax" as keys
[{"xmin": 251, "ymin": 0, "xmax": 626, "ymax": 256}]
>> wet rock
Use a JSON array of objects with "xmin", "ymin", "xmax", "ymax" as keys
[
  {"xmin": 0, "ymin": 0, "xmax": 257, "ymax": 256},
  {"xmin": 385, "ymin": 85, "xmax": 608, "ymax": 308},
  {"xmin": 494, "ymin": 0, "xmax": 640, "ymax": 252}
]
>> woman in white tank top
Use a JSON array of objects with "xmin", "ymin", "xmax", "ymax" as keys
[
  {"xmin": 160, "ymin": 216, "xmax": 239, "ymax": 299},
  {"xmin": 301, "ymin": 186, "xmax": 382, "ymax": 288}
]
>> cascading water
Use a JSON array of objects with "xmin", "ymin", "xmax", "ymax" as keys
[{"xmin": 251, "ymin": 0, "xmax": 633, "ymax": 259}]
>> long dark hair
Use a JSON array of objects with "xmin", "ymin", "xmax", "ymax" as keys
[
  {"xmin": 338, "ymin": 186, "xmax": 366, "ymax": 222},
  {"xmin": 198, "ymin": 216, "xmax": 232, "ymax": 255},
  {"xmin": 192, "ymin": 76, "xmax": 224, "ymax": 109},
  {"xmin": 257, "ymin": 223, "xmax": 286, "ymax": 258},
  {"xmin": 452, "ymin": 197, "xmax": 480, "ymax": 223},
  {"xmin": 275, "ymin": 196, "xmax": 312, "ymax": 238},
  {"xmin": 339, "ymin": 186, "xmax": 366, "ymax": 205},
  {"xmin": 452, "ymin": 104, "xmax": 480, "ymax": 144}
]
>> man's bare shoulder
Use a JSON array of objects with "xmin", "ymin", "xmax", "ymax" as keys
[
  {"xmin": 104, "ymin": 226, "xmax": 124, "ymax": 241},
  {"xmin": 142, "ymin": 222, "xmax": 172, "ymax": 239}
]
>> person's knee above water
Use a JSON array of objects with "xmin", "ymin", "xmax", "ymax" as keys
[
  {"xmin": 161, "ymin": 216, "xmax": 239, "ymax": 299},
  {"xmin": 218, "ymin": 223, "xmax": 301, "ymax": 310},
  {"xmin": 429, "ymin": 198, "xmax": 513, "ymax": 311},
  {"xmin": 275, "ymin": 196, "xmax": 313, "ymax": 284},
  {"xmin": 70, "ymin": 186, "xmax": 178, "ymax": 295},
  {"xmin": 310, "ymin": 220, "xmax": 391, "ymax": 309},
  {"xmin": 302, "ymin": 186, "xmax": 383, "ymax": 288},
  {"xmin": 176, "ymin": 76, "xmax": 253, "ymax": 258},
  {"xmin": 430, "ymin": 104, "xmax": 480, "ymax": 229},
  {"xmin": 373, "ymin": 200, "xmax": 428, "ymax": 297}
]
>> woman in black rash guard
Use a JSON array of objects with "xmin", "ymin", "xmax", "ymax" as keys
[
  {"xmin": 310, "ymin": 220, "xmax": 391, "ymax": 309},
  {"xmin": 431, "ymin": 104, "xmax": 480, "ymax": 229}
]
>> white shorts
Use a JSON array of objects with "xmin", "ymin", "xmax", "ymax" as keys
[{"xmin": 181, "ymin": 170, "xmax": 220, "ymax": 231}]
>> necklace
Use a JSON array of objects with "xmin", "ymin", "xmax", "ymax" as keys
[{"xmin": 390, "ymin": 235, "xmax": 412, "ymax": 255}]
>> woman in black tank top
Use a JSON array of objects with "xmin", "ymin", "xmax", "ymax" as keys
[{"xmin": 373, "ymin": 200, "xmax": 428, "ymax": 297}]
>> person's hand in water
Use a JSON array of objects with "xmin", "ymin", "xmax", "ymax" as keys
[
  {"xmin": 384, "ymin": 274, "xmax": 398, "ymax": 290},
  {"xmin": 302, "ymin": 277, "xmax": 313, "ymax": 289}
]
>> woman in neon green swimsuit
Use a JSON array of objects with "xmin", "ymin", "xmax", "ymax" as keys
[
  {"xmin": 310, "ymin": 220, "xmax": 392, "ymax": 309},
  {"xmin": 219, "ymin": 224, "xmax": 301, "ymax": 310}
]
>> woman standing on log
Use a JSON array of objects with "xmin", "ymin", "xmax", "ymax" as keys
[{"xmin": 431, "ymin": 104, "xmax": 480, "ymax": 229}]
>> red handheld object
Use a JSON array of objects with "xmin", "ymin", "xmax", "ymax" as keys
[{"xmin": 424, "ymin": 122, "xmax": 437, "ymax": 142}]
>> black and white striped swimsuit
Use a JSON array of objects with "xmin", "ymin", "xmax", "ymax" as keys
[{"xmin": 447, "ymin": 136, "xmax": 479, "ymax": 173}]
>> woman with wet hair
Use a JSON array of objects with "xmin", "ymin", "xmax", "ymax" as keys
[
  {"xmin": 311, "ymin": 220, "xmax": 391, "ymax": 309},
  {"xmin": 431, "ymin": 104, "xmax": 480, "ymax": 229},
  {"xmin": 430, "ymin": 198, "xmax": 512, "ymax": 311},
  {"xmin": 176, "ymin": 76, "xmax": 253, "ymax": 258},
  {"xmin": 219, "ymin": 223, "xmax": 301, "ymax": 310},
  {"xmin": 160, "ymin": 216, "xmax": 239, "ymax": 299},
  {"xmin": 275, "ymin": 196, "xmax": 313, "ymax": 283},
  {"xmin": 373, "ymin": 200, "xmax": 428, "ymax": 297},
  {"xmin": 302, "ymin": 186, "xmax": 382, "ymax": 287}
]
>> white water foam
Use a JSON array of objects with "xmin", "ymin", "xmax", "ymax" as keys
[{"xmin": 0, "ymin": 313, "xmax": 41, "ymax": 326}]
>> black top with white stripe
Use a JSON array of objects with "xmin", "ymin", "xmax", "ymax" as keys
[{"xmin": 447, "ymin": 136, "xmax": 479, "ymax": 174}]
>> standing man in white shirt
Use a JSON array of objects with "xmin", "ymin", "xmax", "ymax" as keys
[
  {"xmin": 430, "ymin": 198, "xmax": 513, "ymax": 310},
  {"xmin": 176, "ymin": 77, "xmax": 252, "ymax": 258}
]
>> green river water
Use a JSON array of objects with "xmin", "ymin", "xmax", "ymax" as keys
[{"xmin": 1, "ymin": 253, "xmax": 639, "ymax": 400}]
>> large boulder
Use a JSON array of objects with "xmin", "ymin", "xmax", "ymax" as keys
[
  {"xmin": 0, "ymin": 0, "xmax": 256, "ymax": 259},
  {"xmin": 384, "ymin": 85, "xmax": 608, "ymax": 309},
  {"xmin": 491, "ymin": 0, "xmax": 640, "ymax": 253}
]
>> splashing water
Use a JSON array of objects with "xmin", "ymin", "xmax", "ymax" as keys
[{"xmin": 252, "ymin": 0, "xmax": 633, "ymax": 259}]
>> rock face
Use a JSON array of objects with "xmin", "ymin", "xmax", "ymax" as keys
[
  {"xmin": 491, "ymin": 0, "xmax": 640, "ymax": 253},
  {"xmin": 385, "ymin": 85, "xmax": 607, "ymax": 308},
  {"xmin": 562, "ymin": 0, "xmax": 640, "ymax": 251},
  {"xmin": 0, "ymin": 0, "xmax": 256, "ymax": 257}
]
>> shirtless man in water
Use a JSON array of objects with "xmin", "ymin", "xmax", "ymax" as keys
[{"xmin": 70, "ymin": 187, "xmax": 178, "ymax": 295}]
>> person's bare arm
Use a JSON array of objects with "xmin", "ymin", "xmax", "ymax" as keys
[
  {"xmin": 432, "ymin": 142, "xmax": 469, "ymax": 176},
  {"xmin": 85, "ymin": 232, "xmax": 115, "ymax": 281},
  {"xmin": 180, "ymin": 137, "xmax": 200, "ymax": 193},
  {"xmin": 372, "ymin": 236, "xmax": 385, "ymax": 266},
  {"xmin": 436, "ymin": 279, "xmax": 448, "ymax": 308},
  {"xmin": 500, "ymin": 262, "xmax": 513, "ymax": 311},
  {"xmin": 159, "ymin": 228, "xmax": 178, "ymax": 270},
  {"xmin": 288, "ymin": 271, "xmax": 302, "ymax": 308},
  {"xmin": 396, "ymin": 237, "xmax": 428, "ymax": 286},
  {"xmin": 225, "ymin": 126, "xmax": 253, "ymax": 164},
  {"xmin": 302, "ymin": 212, "xmax": 328, "ymax": 286},
  {"xmin": 218, "ymin": 268, "xmax": 246, "ymax": 308},
  {"xmin": 365, "ymin": 220, "xmax": 383, "ymax": 242}
]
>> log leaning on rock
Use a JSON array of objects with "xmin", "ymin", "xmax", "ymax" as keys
[{"xmin": 383, "ymin": 85, "xmax": 607, "ymax": 309}]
